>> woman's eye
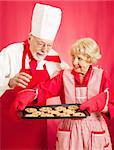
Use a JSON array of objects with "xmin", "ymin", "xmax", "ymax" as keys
[{"xmin": 78, "ymin": 57, "xmax": 81, "ymax": 60}]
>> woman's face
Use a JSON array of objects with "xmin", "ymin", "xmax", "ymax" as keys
[
  {"xmin": 72, "ymin": 54, "xmax": 92, "ymax": 75},
  {"xmin": 28, "ymin": 35, "xmax": 53, "ymax": 61}
]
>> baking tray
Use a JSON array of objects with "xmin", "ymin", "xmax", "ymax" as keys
[{"xmin": 20, "ymin": 104, "xmax": 90, "ymax": 119}]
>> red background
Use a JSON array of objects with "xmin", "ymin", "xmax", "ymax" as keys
[{"xmin": 0, "ymin": 0, "xmax": 114, "ymax": 149}]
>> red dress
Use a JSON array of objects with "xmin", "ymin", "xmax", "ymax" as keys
[{"xmin": 37, "ymin": 67, "xmax": 112, "ymax": 150}]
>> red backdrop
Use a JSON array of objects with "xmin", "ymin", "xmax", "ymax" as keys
[{"xmin": 0, "ymin": 0, "xmax": 114, "ymax": 149}]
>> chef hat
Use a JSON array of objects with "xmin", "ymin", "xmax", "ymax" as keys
[{"xmin": 31, "ymin": 3, "xmax": 62, "ymax": 41}]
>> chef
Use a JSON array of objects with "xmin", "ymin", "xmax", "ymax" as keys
[{"xmin": 0, "ymin": 3, "xmax": 68, "ymax": 149}]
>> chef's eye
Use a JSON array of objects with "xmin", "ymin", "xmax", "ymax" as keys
[{"xmin": 37, "ymin": 43, "xmax": 43, "ymax": 46}]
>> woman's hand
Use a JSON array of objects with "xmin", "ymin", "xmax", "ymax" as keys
[{"xmin": 80, "ymin": 92, "xmax": 107, "ymax": 113}]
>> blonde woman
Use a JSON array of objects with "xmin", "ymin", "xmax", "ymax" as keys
[{"xmin": 14, "ymin": 38, "xmax": 112, "ymax": 150}]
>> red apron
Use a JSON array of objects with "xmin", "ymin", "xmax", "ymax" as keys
[{"xmin": 0, "ymin": 40, "xmax": 59, "ymax": 150}]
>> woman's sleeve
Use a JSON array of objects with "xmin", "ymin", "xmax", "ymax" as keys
[
  {"xmin": 101, "ymin": 71, "xmax": 114, "ymax": 119},
  {"xmin": 37, "ymin": 70, "xmax": 64, "ymax": 105},
  {"xmin": 100, "ymin": 70, "xmax": 111, "ymax": 113}
]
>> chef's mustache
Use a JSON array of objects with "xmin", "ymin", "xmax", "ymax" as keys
[{"xmin": 37, "ymin": 51, "xmax": 47, "ymax": 55}]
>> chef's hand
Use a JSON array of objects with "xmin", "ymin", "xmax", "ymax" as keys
[
  {"xmin": 13, "ymin": 89, "xmax": 37, "ymax": 111},
  {"xmin": 8, "ymin": 72, "xmax": 32, "ymax": 89}
]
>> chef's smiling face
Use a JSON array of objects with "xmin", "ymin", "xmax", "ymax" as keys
[{"xmin": 28, "ymin": 34, "xmax": 53, "ymax": 61}]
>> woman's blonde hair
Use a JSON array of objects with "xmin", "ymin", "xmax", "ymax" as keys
[{"xmin": 70, "ymin": 38, "xmax": 102, "ymax": 63}]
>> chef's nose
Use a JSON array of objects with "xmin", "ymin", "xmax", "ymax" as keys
[{"xmin": 41, "ymin": 44, "xmax": 48, "ymax": 52}]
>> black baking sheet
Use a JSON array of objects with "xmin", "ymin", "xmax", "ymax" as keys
[{"xmin": 20, "ymin": 104, "xmax": 90, "ymax": 119}]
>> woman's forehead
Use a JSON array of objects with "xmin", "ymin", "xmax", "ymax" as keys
[{"xmin": 71, "ymin": 50, "xmax": 85, "ymax": 57}]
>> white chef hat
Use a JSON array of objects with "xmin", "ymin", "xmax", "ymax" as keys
[{"xmin": 31, "ymin": 3, "xmax": 62, "ymax": 41}]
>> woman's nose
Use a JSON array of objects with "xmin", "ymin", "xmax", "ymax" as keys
[{"xmin": 73, "ymin": 58, "xmax": 78, "ymax": 65}]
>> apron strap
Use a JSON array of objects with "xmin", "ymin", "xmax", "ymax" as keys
[
  {"xmin": 45, "ymin": 55, "xmax": 61, "ymax": 63},
  {"xmin": 29, "ymin": 59, "xmax": 37, "ymax": 73}
]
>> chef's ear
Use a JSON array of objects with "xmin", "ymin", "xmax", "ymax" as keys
[{"xmin": 28, "ymin": 33, "xmax": 32, "ymax": 42}]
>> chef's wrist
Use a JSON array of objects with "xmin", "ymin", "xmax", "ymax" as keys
[{"xmin": 8, "ymin": 78, "xmax": 14, "ymax": 89}]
